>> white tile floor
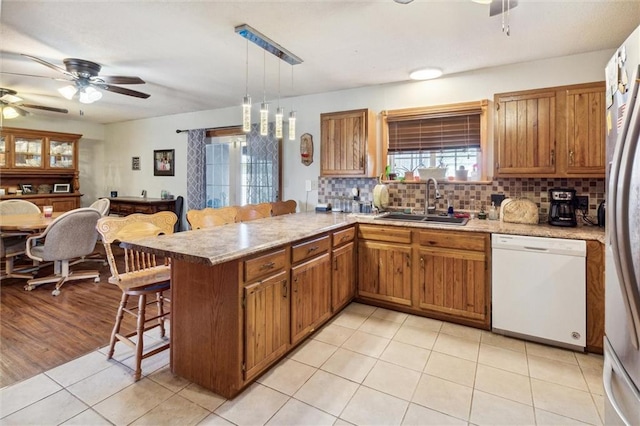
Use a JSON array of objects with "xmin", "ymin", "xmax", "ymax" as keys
[{"xmin": 0, "ymin": 302, "xmax": 605, "ymax": 425}]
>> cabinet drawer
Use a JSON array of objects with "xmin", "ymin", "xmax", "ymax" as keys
[
  {"xmin": 244, "ymin": 249, "xmax": 287, "ymax": 282},
  {"xmin": 292, "ymin": 235, "xmax": 330, "ymax": 264},
  {"xmin": 417, "ymin": 230, "xmax": 486, "ymax": 251},
  {"xmin": 358, "ymin": 224, "xmax": 411, "ymax": 244},
  {"xmin": 333, "ymin": 227, "xmax": 355, "ymax": 247}
]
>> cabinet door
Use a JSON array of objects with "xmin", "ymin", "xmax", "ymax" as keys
[
  {"xmin": 50, "ymin": 197, "xmax": 79, "ymax": 212},
  {"xmin": 48, "ymin": 140, "xmax": 76, "ymax": 170},
  {"xmin": 415, "ymin": 247, "xmax": 487, "ymax": 324},
  {"xmin": 321, "ymin": 110, "xmax": 369, "ymax": 176},
  {"xmin": 0, "ymin": 135, "xmax": 8, "ymax": 168},
  {"xmin": 495, "ymin": 91, "xmax": 556, "ymax": 175},
  {"xmin": 12, "ymin": 136, "xmax": 44, "ymax": 169},
  {"xmin": 566, "ymin": 85, "xmax": 606, "ymax": 175},
  {"xmin": 332, "ymin": 241, "xmax": 355, "ymax": 312},
  {"xmin": 244, "ymin": 271, "xmax": 290, "ymax": 381},
  {"xmin": 291, "ymin": 253, "xmax": 332, "ymax": 345},
  {"xmin": 358, "ymin": 240, "xmax": 412, "ymax": 306}
]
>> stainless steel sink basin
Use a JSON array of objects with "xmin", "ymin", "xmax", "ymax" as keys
[{"xmin": 375, "ymin": 212, "xmax": 468, "ymax": 226}]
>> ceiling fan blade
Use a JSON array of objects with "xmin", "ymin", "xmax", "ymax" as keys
[
  {"xmin": 0, "ymin": 71, "xmax": 73, "ymax": 82},
  {"xmin": 95, "ymin": 83, "xmax": 150, "ymax": 99},
  {"xmin": 21, "ymin": 103, "xmax": 69, "ymax": 114},
  {"xmin": 489, "ymin": 0, "xmax": 518, "ymax": 16},
  {"xmin": 21, "ymin": 54, "xmax": 77, "ymax": 79},
  {"xmin": 98, "ymin": 76, "xmax": 146, "ymax": 85}
]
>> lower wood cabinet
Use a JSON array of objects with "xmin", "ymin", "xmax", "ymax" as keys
[
  {"xmin": 358, "ymin": 240, "xmax": 412, "ymax": 306},
  {"xmin": 291, "ymin": 253, "xmax": 332, "ymax": 345},
  {"xmin": 243, "ymin": 271, "xmax": 290, "ymax": 381},
  {"xmin": 356, "ymin": 225, "xmax": 491, "ymax": 329},
  {"xmin": 332, "ymin": 241, "xmax": 355, "ymax": 312}
]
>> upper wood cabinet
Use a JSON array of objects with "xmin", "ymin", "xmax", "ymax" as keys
[
  {"xmin": 320, "ymin": 108, "xmax": 377, "ymax": 177},
  {"xmin": 495, "ymin": 90, "xmax": 557, "ymax": 175},
  {"xmin": 494, "ymin": 82, "xmax": 606, "ymax": 178},
  {"xmin": 564, "ymin": 84, "xmax": 606, "ymax": 175}
]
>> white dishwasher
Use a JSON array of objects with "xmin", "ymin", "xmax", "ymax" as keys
[{"xmin": 492, "ymin": 234, "xmax": 586, "ymax": 350}]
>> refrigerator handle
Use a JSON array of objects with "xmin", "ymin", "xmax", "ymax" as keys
[
  {"xmin": 611, "ymin": 69, "xmax": 640, "ymax": 350},
  {"xmin": 604, "ymin": 339, "xmax": 640, "ymax": 426}
]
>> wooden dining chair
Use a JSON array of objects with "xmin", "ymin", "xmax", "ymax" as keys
[
  {"xmin": 271, "ymin": 200, "xmax": 297, "ymax": 216},
  {"xmin": 237, "ymin": 203, "xmax": 272, "ymax": 222},
  {"xmin": 186, "ymin": 206, "xmax": 238, "ymax": 229},
  {"xmin": 96, "ymin": 211, "xmax": 177, "ymax": 381}
]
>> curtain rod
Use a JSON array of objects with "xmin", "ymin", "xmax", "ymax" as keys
[{"xmin": 176, "ymin": 125, "xmax": 244, "ymax": 135}]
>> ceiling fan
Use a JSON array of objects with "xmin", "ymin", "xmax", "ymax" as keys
[
  {"xmin": 0, "ymin": 88, "xmax": 68, "ymax": 119},
  {"xmin": 8, "ymin": 54, "xmax": 150, "ymax": 104}
]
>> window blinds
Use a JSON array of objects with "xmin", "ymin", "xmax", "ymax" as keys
[{"xmin": 387, "ymin": 112, "xmax": 481, "ymax": 153}]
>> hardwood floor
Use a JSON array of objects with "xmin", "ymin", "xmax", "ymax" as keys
[{"xmin": 0, "ymin": 246, "xmax": 133, "ymax": 388}]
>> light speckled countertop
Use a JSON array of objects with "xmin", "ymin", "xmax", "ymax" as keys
[{"xmin": 124, "ymin": 211, "xmax": 604, "ymax": 265}]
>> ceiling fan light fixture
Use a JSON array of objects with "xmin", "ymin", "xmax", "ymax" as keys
[
  {"xmin": 393, "ymin": 0, "xmax": 414, "ymax": 4},
  {"xmin": 2, "ymin": 106, "xmax": 20, "ymax": 119},
  {"xmin": 58, "ymin": 85, "xmax": 78, "ymax": 100},
  {"xmin": 79, "ymin": 86, "xmax": 102, "ymax": 104},
  {"xmin": 409, "ymin": 68, "xmax": 443, "ymax": 80}
]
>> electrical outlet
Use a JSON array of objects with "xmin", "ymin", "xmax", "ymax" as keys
[
  {"xmin": 305, "ymin": 180, "xmax": 312, "ymax": 192},
  {"xmin": 576, "ymin": 195, "xmax": 589, "ymax": 212}
]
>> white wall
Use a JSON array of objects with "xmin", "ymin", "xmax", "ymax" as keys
[{"xmin": 15, "ymin": 48, "xmax": 613, "ymax": 213}]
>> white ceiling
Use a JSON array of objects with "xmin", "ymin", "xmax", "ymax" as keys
[{"xmin": 1, "ymin": 0, "xmax": 639, "ymax": 125}]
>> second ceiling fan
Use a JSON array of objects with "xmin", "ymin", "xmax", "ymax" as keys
[{"xmin": 16, "ymin": 54, "xmax": 150, "ymax": 104}]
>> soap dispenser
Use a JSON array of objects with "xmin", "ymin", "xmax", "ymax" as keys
[{"xmin": 488, "ymin": 202, "xmax": 498, "ymax": 220}]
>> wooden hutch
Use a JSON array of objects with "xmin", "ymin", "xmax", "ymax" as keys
[{"xmin": 0, "ymin": 127, "xmax": 82, "ymax": 211}]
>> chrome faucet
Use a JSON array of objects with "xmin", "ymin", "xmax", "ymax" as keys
[{"xmin": 425, "ymin": 178, "xmax": 441, "ymax": 214}]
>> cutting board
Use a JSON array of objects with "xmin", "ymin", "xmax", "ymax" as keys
[{"xmin": 373, "ymin": 184, "xmax": 389, "ymax": 210}]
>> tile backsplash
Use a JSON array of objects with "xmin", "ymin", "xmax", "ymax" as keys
[{"xmin": 318, "ymin": 177, "xmax": 605, "ymax": 223}]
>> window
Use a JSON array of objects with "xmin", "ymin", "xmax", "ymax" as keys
[
  {"xmin": 205, "ymin": 125, "xmax": 281, "ymax": 208},
  {"xmin": 383, "ymin": 100, "xmax": 489, "ymax": 181}
]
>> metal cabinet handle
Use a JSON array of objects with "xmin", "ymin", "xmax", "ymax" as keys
[
  {"xmin": 569, "ymin": 150, "xmax": 574, "ymax": 165},
  {"xmin": 334, "ymin": 258, "xmax": 338, "ymax": 271},
  {"xmin": 260, "ymin": 261, "xmax": 275, "ymax": 270},
  {"xmin": 420, "ymin": 257, "xmax": 424, "ymax": 269},
  {"xmin": 307, "ymin": 246, "xmax": 319, "ymax": 253},
  {"xmin": 550, "ymin": 149, "xmax": 555, "ymax": 165},
  {"xmin": 282, "ymin": 280, "xmax": 287, "ymax": 298}
]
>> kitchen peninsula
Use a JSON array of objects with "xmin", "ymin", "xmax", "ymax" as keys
[{"xmin": 124, "ymin": 212, "xmax": 604, "ymax": 398}]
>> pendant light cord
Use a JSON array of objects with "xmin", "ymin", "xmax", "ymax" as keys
[{"xmin": 263, "ymin": 50, "xmax": 266, "ymax": 103}]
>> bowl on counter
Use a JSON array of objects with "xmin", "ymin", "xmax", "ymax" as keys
[{"xmin": 418, "ymin": 167, "xmax": 447, "ymax": 181}]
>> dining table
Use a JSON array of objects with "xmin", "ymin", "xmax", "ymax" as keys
[{"xmin": 0, "ymin": 212, "xmax": 63, "ymax": 233}]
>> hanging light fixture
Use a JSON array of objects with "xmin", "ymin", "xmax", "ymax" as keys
[
  {"xmin": 235, "ymin": 24, "xmax": 303, "ymax": 139},
  {"xmin": 288, "ymin": 65, "xmax": 296, "ymax": 141},
  {"xmin": 2, "ymin": 106, "xmax": 20, "ymax": 119},
  {"xmin": 242, "ymin": 39, "xmax": 251, "ymax": 133},
  {"xmin": 275, "ymin": 61, "xmax": 284, "ymax": 139},
  {"xmin": 260, "ymin": 50, "xmax": 269, "ymax": 136}
]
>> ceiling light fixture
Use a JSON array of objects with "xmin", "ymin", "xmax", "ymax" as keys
[
  {"xmin": 58, "ymin": 85, "xmax": 78, "ymax": 100},
  {"xmin": 242, "ymin": 39, "xmax": 251, "ymax": 133},
  {"xmin": 289, "ymin": 65, "xmax": 296, "ymax": 141},
  {"xmin": 2, "ymin": 106, "xmax": 20, "ymax": 119},
  {"xmin": 79, "ymin": 86, "xmax": 102, "ymax": 104},
  {"xmin": 275, "ymin": 60, "xmax": 284, "ymax": 139},
  {"xmin": 409, "ymin": 68, "xmax": 443, "ymax": 80},
  {"xmin": 470, "ymin": 0, "xmax": 492, "ymax": 4},
  {"xmin": 235, "ymin": 24, "xmax": 302, "ymax": 139},
  {"xmin": 260, "ymin": 50, "xmax": 269, "ymax": 136},
  {"xmin": 393, "ymin": 0, "xmax": 414, "ymax": 4}
]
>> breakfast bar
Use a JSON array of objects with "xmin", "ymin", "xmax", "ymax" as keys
[{"xmin": 124, "ymin": 212, "xmax": 604, "ymax": 398}]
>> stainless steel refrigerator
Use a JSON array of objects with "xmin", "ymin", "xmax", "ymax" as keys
[{"xmin": 604, "ymin": 24, "xmax": 640, "ymax": 426}]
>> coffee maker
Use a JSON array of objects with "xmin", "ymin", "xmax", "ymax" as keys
[{"xmin": 548, "ymin": 188, "xmax": 578, "ymax": 227}]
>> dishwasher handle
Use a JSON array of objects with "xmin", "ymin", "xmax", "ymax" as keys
[{"xmin": 523, "ymin": 246, "xmax": 549, "ymax": 252}]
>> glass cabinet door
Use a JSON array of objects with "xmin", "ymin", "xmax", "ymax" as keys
[
  {"xmin": 0, "ymin": 135, "xmax": 6, "ymax": 167},
  {"xmin": 49, "ymin": 140, "xmax": 75, "ymax": 169},
  {"xmin": 13, "ymin": 137, "xmax": 43, "ymax": 168}
]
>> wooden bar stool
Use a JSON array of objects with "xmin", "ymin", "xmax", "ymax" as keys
[{"xmin": 96, "ymin": 211, "xmax": 177, "ymax": 381}]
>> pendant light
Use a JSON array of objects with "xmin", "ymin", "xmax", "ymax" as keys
[
  {"xmin": 242, "ymin": 39, "xmax": 251, "ymax": 133},
  {"xmin": 275, "ymin": 61, "xmax": 284, "ymax": 139},
  {"xmin": 288, "ymin": 65, "xmax": 296, "ymax": 141},
  {"xmin": 260, "ymin": 50, "xmax": 269, "ymax": 136}
]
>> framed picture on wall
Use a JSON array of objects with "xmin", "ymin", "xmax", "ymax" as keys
[{"xmin": 154, "ymin": 149, "xmax": 174, "ymax": 176}]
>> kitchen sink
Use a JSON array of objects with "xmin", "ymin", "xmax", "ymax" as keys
[{"xmin": 375, "ymin": 212, "xmax": 468, "ymax": 226}]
